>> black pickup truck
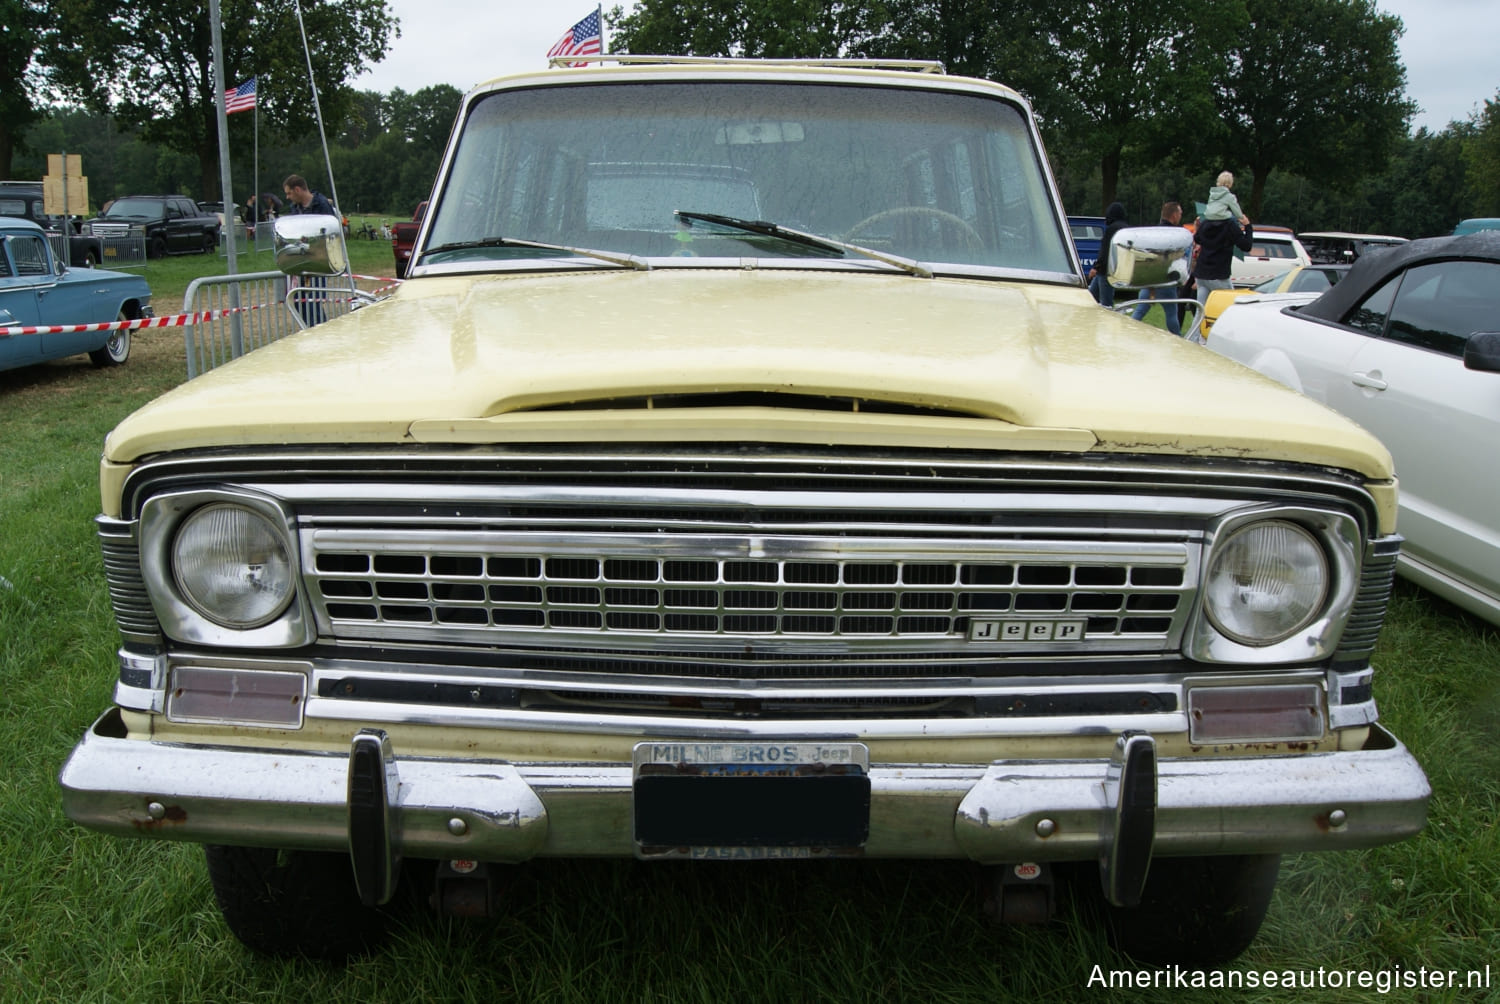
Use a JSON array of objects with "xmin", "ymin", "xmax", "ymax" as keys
[
  {"xmin": 0, "ymin": 180, "xmax": 105, "ymax": 267},
  {"xmin": 84, "ymin": 195, "xmax": 221, "ymax": 258}
]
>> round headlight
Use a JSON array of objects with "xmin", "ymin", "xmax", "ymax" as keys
[
  {"xmin": 1203, "ymin": 520, "xmax": 1328, "ymax": 646},
  {"xmin": 172, "ymin": 504, "xmax": 295, "ymax": 629}
]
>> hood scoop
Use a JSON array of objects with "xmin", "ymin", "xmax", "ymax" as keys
[{"xmin": 520, "ymin": 390, "xmax": 987, "ymax": 419}]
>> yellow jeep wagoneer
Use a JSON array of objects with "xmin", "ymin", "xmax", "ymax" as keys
[{"xmin": 60, "ymin": 57, "xmax": 1428, "ymax": 965}]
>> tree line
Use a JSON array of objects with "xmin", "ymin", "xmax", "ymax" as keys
[{"xmin": 5, "ymin": 0, "xmax": 1498, "ymax": 236}]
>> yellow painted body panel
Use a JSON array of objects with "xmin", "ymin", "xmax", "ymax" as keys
[{"xmin": 103, "ymin": 270, "xmax": 1394, "ymax": 524}]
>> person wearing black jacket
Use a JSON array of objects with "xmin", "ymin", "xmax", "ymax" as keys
[
  {"xmin": 1087, "ymin": 201, "xmax": 1128, "ymax": 307},
  {"xmin": 1189, "ymin": 216, "xmax": 1254, "ymax": 343}
]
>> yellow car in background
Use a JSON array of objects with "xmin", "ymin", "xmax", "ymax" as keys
[{"xmin": 1200, "ymin": 263, "xmax": 1349, "ymax": 338}]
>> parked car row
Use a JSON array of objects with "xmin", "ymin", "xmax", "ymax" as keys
[{"xmin": 1199, "ymin": 263, "xmax": 1350, "ymax": 338}]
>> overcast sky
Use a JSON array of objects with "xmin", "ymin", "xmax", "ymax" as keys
[{"xmin": 354, "ymin": 0, "xmax": 1497, "ymax": 135}]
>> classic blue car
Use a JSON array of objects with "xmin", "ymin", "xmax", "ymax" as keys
[{"xmin": 1, "ymin": 217, "xmax": 153, "ymax": 372}]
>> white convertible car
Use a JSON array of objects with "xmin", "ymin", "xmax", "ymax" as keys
[{"xmin": 1208, "ymin": 231, "xmax": 1500, "ymax": 626}]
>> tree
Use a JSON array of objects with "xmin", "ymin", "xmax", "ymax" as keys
[
  {"xmin": 0, "ymin": 0, "xmax": 48, "ymax": 177},
  {"xmin": 1039, "ymin": 0, "xmax": 1244, "ymax": 212},
  {"xmin": 41, "ymin": 0, "xmax": 399, "ymax": 200},
  {"xmin": 1462, "ymin": 92, "xmax": 1500, "ymax": 218},
  {"xmin": 612, "ymin": 0, "xmax": 878, "ymax": 60},
  {"xmin": 1212, "ymin": 0, "xmax": 1413, "ymax": 217}
]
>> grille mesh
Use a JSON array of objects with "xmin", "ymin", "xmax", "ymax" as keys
[{"xmin": 306, "ymin": 537, "xmax": 1188, "ymax": 647}]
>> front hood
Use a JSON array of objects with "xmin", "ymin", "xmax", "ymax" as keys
[{"xmin": 105, "ymin": 268, "xmax": 1392, "ymax": 479}]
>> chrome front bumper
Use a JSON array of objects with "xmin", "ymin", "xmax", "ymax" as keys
[{"xmin": 60, "ymin": 707, "xmax": 1428, "ymax": 873}]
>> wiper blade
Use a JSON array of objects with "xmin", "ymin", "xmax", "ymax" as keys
[
  {"xmin": 674, "ymin": 210, "xmax": 932, "ymax": 278},
  {"xmin": 421, "ymin": 236, "xmax": 650, "ymax": 271},
  {"xmin": 674, "ymin": 211, "xmax": 846, "ymax": 255}
]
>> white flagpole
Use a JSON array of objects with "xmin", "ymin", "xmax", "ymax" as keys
[{"xmin": 598, "ymin": 5, "xmax": 606, "ymax": 54}]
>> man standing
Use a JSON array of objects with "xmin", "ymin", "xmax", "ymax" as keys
[
  {"xmin": 1189, "ymin": 212, "xmax": 1254, "ymax": 344},
  {"xmin": 1131, "ymin": 201, "xmax": 1186, "ymax": 336},
  {"xmin": 282, "ymin": 174, "xmax": 335, "ymax": 217},
  {"xmin": 282, "ymin": 174, "xmax": 337, "ymax": 325}
]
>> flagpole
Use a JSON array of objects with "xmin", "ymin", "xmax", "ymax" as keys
[
  {"xmin": 293, "ymin": 0, "xmax": 350, "ymax": 304},
  {"xmin": 598, "ymin": 5, "xmax": 605, "ymax": 54},
  {"xmin": 208, "ymin": 0, "xmax": 244, "ymax": 363},
  {"xmin": 253, "ymin": 79, "xmax": 259, "ymax": 252},
  {"xmin": 293, "ymin": 0, "xmax": 341, "ymax": 220}
]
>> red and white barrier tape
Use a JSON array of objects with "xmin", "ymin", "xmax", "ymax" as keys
[{"xmin": 2, "ymin": 278, "xmax": 402, "ymax": 338}]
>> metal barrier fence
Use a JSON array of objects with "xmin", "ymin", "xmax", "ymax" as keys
[
  {"xmin": 181, "ymin": 271, "xmax": 387, "ymax": 378},
  {"xmin": 98, "ymin": 236, "xmax": 148, "ymax": 268},
  {"xmin": 220, "ymin": 225, "xmax": 276, "ymax": 258}
]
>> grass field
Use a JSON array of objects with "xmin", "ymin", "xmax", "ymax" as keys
[{"xmin": 1, "ymin": 237, "xmax": 1497, "ymax": 1002}]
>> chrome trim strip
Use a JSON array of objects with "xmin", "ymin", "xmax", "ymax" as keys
[
  {"xmin": 60, "ymin": 711, "xmax": 1428, "ymax": 860},
  {"xmin": 305, "ymin": 694, "xmax": 1189, "ymax": 740},
  {"xmin": 115, "ymin": 449, "xmax": 1380, "ymax": 524}
]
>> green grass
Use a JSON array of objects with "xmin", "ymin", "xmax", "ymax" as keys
[{"xmin": 2, "ymin": 246, "xmax": 1497, "ymax": 1002}]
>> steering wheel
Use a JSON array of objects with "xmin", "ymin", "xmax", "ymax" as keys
[{"xmin": 845, "ymin": 207, "xmax": 985, "ymax": 252}]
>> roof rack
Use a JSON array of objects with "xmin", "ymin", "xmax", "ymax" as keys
[{"xmin": 546, "ymin": 54, "xmax": 946, "ymax": 73}]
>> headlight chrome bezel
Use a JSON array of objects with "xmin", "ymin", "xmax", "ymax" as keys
[
  {"xmin": 171, "ymin": 502, "xmax": 296, "ymax": 629},
  {"xmin": 1186, "ymin": 507, "xmax": 1362, "ymax": 664},
  {"xmin": 139, "ymin": 490, "xmax": 313, "ymax": 648}
]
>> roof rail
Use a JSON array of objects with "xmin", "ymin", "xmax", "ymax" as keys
[{"xmin": 547, "ymin": 54, "xmax": 946, "ymax": 73}]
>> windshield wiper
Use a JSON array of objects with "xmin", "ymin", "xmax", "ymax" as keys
[
  {"xmin": 421, "ymin": 236, "xmax": 651, "ymax": 271},
  {"xmin": 674, "ymin": 210, "xmax": 932, "ymax": 278}
]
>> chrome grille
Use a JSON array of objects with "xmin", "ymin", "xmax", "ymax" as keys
[
  {"xmin": 95, "ymin": 516, "xmax": 161, "ymax": 644},
  {"xmin": 88, "ymin": 223, "xmax": 133, "ymax": 239},
  {"xmin": 302, "ymin": 528, "xmax": 1195, "ymax": 652}
]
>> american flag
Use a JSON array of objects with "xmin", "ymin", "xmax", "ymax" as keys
[
  {"xmin": 546, "ymin": 9, "xmax": 603, "ymax": 66},
  {"xmin": 224, "ymin": 77, "xmax": 257, "ymax": 115}
]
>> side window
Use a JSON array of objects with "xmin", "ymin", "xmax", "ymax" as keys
[
  {"xmin": 1385, "ymin": 260, "xmax": 1498, "ymax": 357},
  {"xmin": 1344, "ymin": 275, "xmax": 1400, "ymax": 336},
  {"xmin": 10, "ymin": 235, "xmax": 51, "ymax": 276},
  {"xmin": 0, "ymin": 241, "xmax": 13, "ymax": 278}
]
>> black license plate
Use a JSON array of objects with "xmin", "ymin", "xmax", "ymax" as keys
[{"xmin": 633, "ymin": 742, "xmax": 870, "ymax": 854}]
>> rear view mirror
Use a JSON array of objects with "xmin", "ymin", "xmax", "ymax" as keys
[
  {"xmin": 716, "ymin": 121, "xmax": 805, "ymax": 145},
  {"xmin": 1107, "ymin": 226, "xmax": 1192, "ymax": 289},
  {"xmin": 273, "ymin": 215, "xmax": 348, "ymax": 276}
]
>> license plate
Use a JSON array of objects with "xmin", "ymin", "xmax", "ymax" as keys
[{"xmin": 633, "ymin": 742, "xmax": 870, "ymax": 857}]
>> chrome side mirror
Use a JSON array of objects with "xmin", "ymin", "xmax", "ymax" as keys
[
  {"xmin": 1107, "ymin": 226, "xmax": 1193, "ymax": 289},
  {"xmin": 273, "ymin": 215, "xmax": 349, "ymax": 276}
]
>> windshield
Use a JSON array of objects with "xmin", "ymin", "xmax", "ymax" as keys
[
  {"xmin": 102, "ymin": 199, "xmax": 164, "ymax": 218},
  {"xmin": 423, "ymin": 81, "xmax": 1072, "ymax": 275}
]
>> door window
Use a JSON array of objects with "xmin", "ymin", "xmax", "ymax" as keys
[{"xmin": 1384, "ymin": 260, "xmax": 1498, "ymax": 357}]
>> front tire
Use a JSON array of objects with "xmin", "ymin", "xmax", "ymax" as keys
[
  {"xmin": 88, "ymin": 311, "xmax": 131, "ymax": 367},
  {"xmin": 205, "ymin": 845, "xmax": 389, "ymax": 960},
  {"xmin": 1102, "ymin": 854, "xmax": 1280, "ymax": 966},
  {"xmin": 148, "ymin": 234, "xmax": 168, "ymax": 259}
]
